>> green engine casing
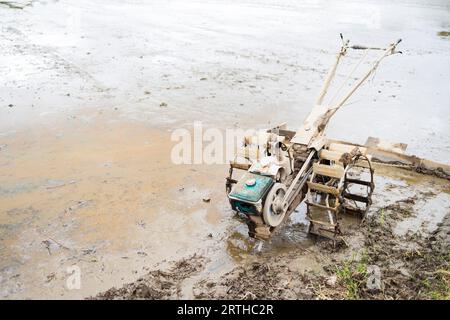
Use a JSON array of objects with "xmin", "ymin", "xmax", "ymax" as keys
[{"xmin": 228, "ymin": 172, "xmax": 274, "ymax": 215}]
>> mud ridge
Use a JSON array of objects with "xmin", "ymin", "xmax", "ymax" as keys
[{"xmin": 93, "ymin": 254, "xmax": 206, "ymax": 300}]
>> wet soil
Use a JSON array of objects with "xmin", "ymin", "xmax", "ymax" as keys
[
  {"xmin": 95, "ymin": 169, "xmax": 449, "ymax": 300},
  {"xmin": 1, "ymin": 0, "xmax": 450, "ymax": 161},
  {"xmin": 1, "ymin": 0, "xmax": 449, "ymax": 299},
  {"xmin": 94, "ymin": 254, "xmax": 206, "ymax": 299},
  {"xmin": 0, "ymin": 113, "xmax": 232, "ymax": 299}
]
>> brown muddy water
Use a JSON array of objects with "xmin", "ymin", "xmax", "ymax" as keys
[
  {"xmin": 1, "ymin": 0, "xmax": 449, "ymax": 299},
  {"xmin": 0, "ymin": 113, "xmax": 223, "ymax": 298}
]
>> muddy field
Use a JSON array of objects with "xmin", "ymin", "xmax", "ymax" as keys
[
  {"xmin": 1, "ymin": 0, "xmax": 449, "ymax": 299},
  {"xmin": 95, "ymin": 168, "xmax": 450, "ymax": 300}
]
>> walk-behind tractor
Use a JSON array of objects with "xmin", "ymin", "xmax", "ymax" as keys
[{"xmin": 226, "ymin": 35, "xmax": 402, "ymax": 241}]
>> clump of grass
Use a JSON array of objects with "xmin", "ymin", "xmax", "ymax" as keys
[
  {"xmin": 420, "ymin": 253, "xmax": 450, "ymax": 300},
  {"xmin": 335, "ymin": 251, "xmax": 369, "ymax": 299},
  {"xmin": 336, "ymin": 261, "xmax": 360, "ymax": 299},
  {"xmin": 424, "ymin": 271, "xmax": 449, "ymax": 300},
  {"xmin": 437, "ymin": 31, "xmax": 450, "ymax": 37}
]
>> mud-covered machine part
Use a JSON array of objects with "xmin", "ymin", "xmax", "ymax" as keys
[
  {"xmin": 306, "ymin": 145, "xmax": 374, "ymax": 240},
  {"xmin": 226, "ymin": 146, "xmax": 314, "ymax": 240},
  {"xmin": 226, "ymin": 145, "xmax": 375, "ymax": 240}
]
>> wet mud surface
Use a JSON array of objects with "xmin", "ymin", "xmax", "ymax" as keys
[
  {"xmin": 1, "ymin": 0, "xmax": 449, "ymax": 299},
  {"xmin": 0, "ymin": 113, "xmax": 234, "ymax": 299},
  {"xmin": 96, "ymin": 169, "xmax": 449, "ymax": 300},
  {"xmin": 94, "ymin": 255, "xmax": 207, "ymax": 300}
]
